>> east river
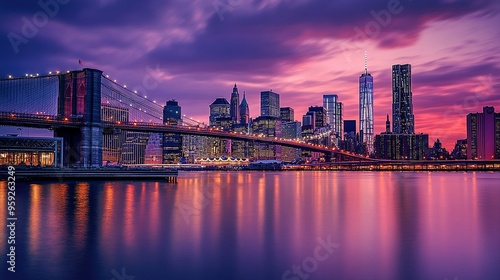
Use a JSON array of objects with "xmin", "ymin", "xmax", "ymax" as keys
[{"xmin": 1, "ymin": 171, "xmax": 500, "ymax": 280}]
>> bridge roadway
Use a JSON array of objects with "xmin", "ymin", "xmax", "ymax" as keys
[{"xmin": 0, "ymin": 112, "xmax": 374, "ymax": 161}]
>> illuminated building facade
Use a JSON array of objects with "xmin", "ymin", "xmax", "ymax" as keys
[
  {"xmin": 101, "ymin": 104, "xmax": 129, "ymax": 163},
  {"xmin": 467, "ymin": 106, "xmax": 500, "ymax": 160},
  {"xmin": 163, "ymin": 100, "xmax": 183, "ymax": 163},
  {"xmin": 359, "ymin": 59, "xmax": 374, "ymax": 154},
  {"xmin": 323, "ymin": 95, "xmax": 343, "ymax": 138},
  {"xmin": 0, "ymin": 136, "xmax": 63, "ymax": 167}
]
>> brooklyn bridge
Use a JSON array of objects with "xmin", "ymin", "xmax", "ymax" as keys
[{"xmin": 0, "ymin": 68, "xmax": 373, "ymax": 168}]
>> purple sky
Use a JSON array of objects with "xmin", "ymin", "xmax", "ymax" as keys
[{"xmin": 1, "ymin": 0, "xmax": 500, "ymax": 150}]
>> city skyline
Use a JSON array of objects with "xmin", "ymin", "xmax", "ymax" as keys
[{"xmin": 1, "ymin": 0, "xmax": 499, "ymax": 150}]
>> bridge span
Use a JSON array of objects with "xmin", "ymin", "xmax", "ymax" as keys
[
  {"xmin": 0, "ymin": 111, "xmax": 374, "ymax": 161},
  {"xmin": 0, "ymin": 68, "xmax": 374, "ymax": 167}
]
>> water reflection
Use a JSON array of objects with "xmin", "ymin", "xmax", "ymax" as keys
[{"xmin": 1, "ymin": 172, "xmax": 500, "ymax": 280}]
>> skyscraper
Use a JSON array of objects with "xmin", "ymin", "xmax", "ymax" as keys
[
  {"xmin": 323, "ymin": 94, "xmax": 343, "ymax": 138},
  {"xmin": 260, "ymin": 90, "xmax": 280, "ymax": 118},
  {"xmin": 230, "ymin": 84, "xmax": 240, "ymax": 124},
  {"xmin": 281, "ymin": 121, "xmax": 302, "ymax": 162},
  {"xmin": 392, "ymin": 64, "xmax": 414, "ymax": 134},
  {"xmin": 359, "ymin": 54, "xmax": 374, "ymax": 154},
  {"xmin": 163, "ymin": 99, "xmax": 181, "ymax": 125},
  {"xmin": 209, "ymin": 98, "xmax": 230, "ymax": 127},
  {"xmin": 467, "ymin": 106, "xmax": 500, "ymax": 160},
  {"xmin": 163, "ymin": 100, "xmax": 183, "ymax": 163},
  {"xmin": 252, "ymin": 116, "xmax": 282, "ymax": 160},
  {"xmin": 280, "ymin": 107, "xmax": 294, "ymax": 122},
  {"xmin": 307, "ymin": 106, "xmax": 327, "ymax": 129},
  {"xmin": 239, "ymin": 92, "xmax": 250, "ymax": 125}
]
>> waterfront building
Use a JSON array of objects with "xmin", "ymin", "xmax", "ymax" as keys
[
  {"xmin": 231, "ymin": 124, "xmax": 251, "ymax": 159},
  {"xmin": 392, "ymin": 64, "xmax": 414, "ymax": 134},
  {"xmin": 183, "ymin": 135, "xmax": 211, "ymax": 163},
  {"xmin": 144, "ymin": 133, "xmax": 163, "ymax": 164},
  {"xmin": 374, "ymin": 133, "xmax": 428, "ymax": 160},
  {"xmin": 450, "ymin": 139, "xmax": 467, "ymax": 160},
  {"xmin": 374, "ymin": 115, "xmax": 428, "ymax": 160},
  {"xmin": 252, "ymin": 116, "xmax": 282, "ymax": 160},
  {"xmin": 260, "ymin": 90, "xmax": 280, "ymax": 118},
  {"xmin": 101, "ymin": 104, "xmax": 129, "ymax": 163},
  {"xmin": 0, "ymin": 136, "xmax": 63, "ymax": 167},
  {"xmin": 208, "ymin": 97, "xmax": 232, "ymax": 157},
  {"xmin": 467, "ymin": 106, "xmax": 500, "ymax": 160},
  {"xmin": 359, "ymin": 55, "xmax": 374, "ymax": 154},
  {"xmin": 428, "ymin": 139, "xmax": 449, "ymax": 160},
  {"xmin": 121, "ymin": 132, "xmax": 150, "ymax": 164},
  {"xmin": 282, "ymin": 121, "xmax": 302, "ymax": 162}
]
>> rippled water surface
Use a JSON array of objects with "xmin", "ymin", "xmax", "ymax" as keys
[{"xmin": 1, "ymin": 171, "xmax": 500, "ymax": 280}]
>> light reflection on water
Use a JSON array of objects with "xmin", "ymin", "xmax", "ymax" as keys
[{"xmin": 1, "ymin": 171, "xmax": 499, "ymax": 280}]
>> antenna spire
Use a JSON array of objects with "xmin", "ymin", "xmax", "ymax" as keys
[{"xmin": 364, "ymin": 51, "xmax": 368, "ymax": 74}]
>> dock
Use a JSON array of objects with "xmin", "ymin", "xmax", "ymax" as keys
[{"xmin": 8, "ymin": 168, "xmax": 178, "ymax": 182}]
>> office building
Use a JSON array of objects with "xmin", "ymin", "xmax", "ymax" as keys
[
  {"xmin": 282, "ymin": 121, "xmax": 302, "ymax": 162},
  {"xmin": 280, "ymin": 107, "xmax": 294, "ymax": 122},
  {"xmin": 252, "ymin": 116, "xmax": 282, "ymax": 160},
  {"xmin": 163, "ymin": 100, "xmax": 183, "ymax": 163},
  {"xmin": 101, "ymin": 104, "xmax": 129, "ymax": 163},
  {"xmin": 374, "ymin": 115, "xmax": 428, "ymax": 160},
  {"xmin": 302, "ymin": 113, "xmax": 315, "ymax": 137},
  {"xmin": 183, "ymin": 135, "xmax": 211, "ymax": 163},
  {"xmin": 239, "ymin": 92, "xmax": 250, "ymax": 125},
  {"xmin": 121, "ymin": 132, "xmax": 150, "ymax": 164},
  {"xmin": 209, "ymin": 98, "xmax": 231, "ymax": 127},
  {"xmin": 231, "ymin": 124, "xmax": 251, "ymax": 159},
  {"xmin": 163, "ymin": 100, "xmax": 182, "ymax": 125},
  {"xmin": 230, "ymin": 84, "xmax": 240, "ymax": 124},
  {"xmin": 261, "ymin": 90, "xmax": 280, "ymax": 118},
  {"xmin": 429, "ymin": 139, "xmax": 449, "ymax": 160},
  {"xmin": 359, "ymin": 55, "xmax": 374, "ymax": 154},
  {"xmin": 392, "ymin": 64, "xmax": 414, "ymax": 134},
  {"xmin": 344, "ymin": 120, "xmax": 356, "ymax": 136},
  {"xmin": 307, "ymin": 106, "xmax": 327, "ymax": 129},
  {"xmin": 450, "ymin": 139, "xmax": 467, "ymax": 160},
  {"xmin": 374, "ymin": 133, "xmax": 428, "ymax": 160},
  {"xmin": 323, "ymin": 95, "xmax": 343, "ymax": 138},
  {"xmin": 467, "ymin": 106, "xmax": 500, "ymax": 160},
  {"xmin": 144, "ymin": 133, "xmax": 163, "ymax": 164}
]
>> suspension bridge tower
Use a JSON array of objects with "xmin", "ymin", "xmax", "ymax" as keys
[{"xmin": 55, "ymin": 68, "xmax": 103, "ymax": 168}]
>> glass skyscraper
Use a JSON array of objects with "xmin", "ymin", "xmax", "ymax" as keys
[
  {"xmin": 392, "ymin": 64, "xmax": 414, "ymax": 134},
  {"xmin": 359, "ymin": 61, "xmax": 374, "ymax": 154},
  {"xmin": 323, "ymin": 94, "xmax": 343, "ymax": 138}
]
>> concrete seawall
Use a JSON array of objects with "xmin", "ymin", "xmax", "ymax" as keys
[{"xmin": 6, "ymin": 168, "xmax": 178, "ymax": 182}]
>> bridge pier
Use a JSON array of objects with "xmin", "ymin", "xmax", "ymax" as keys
[{"xmin": 56, "ymin": 68, "xmax": 103, "ymax": 168}]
